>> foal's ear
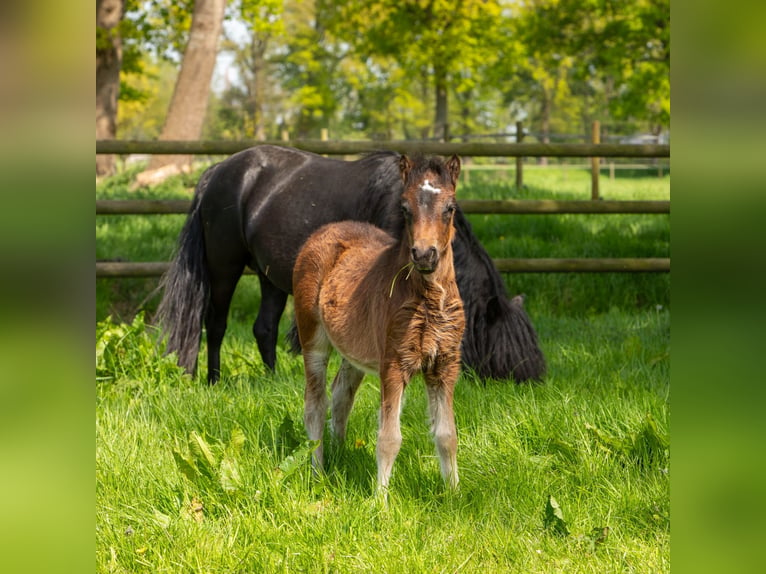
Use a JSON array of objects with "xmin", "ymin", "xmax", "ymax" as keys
[
  {"xmin": 446, "ymin": 154, "xmax": 461, "ymax": 186},
  {"xmin": 399, "ymin": 155, "xmax": 413, "ymax": 181}
]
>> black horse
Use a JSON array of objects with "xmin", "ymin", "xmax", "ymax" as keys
[{"xmin": 157, "ymin": 145, "xmax": 545, "ymax": 383}]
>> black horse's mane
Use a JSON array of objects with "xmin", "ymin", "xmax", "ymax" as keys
[
  {"xmin": 358, "ymin": 152, "xmax": 405, "ymax": 234},
  {"xmin": 451, "ymin": 209, "xmax": 546, "ymax": 381}
]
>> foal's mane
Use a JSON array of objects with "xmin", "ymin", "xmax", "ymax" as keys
[{"xmin": 403, "ymin": 154, "xmax": 455, "ymax": 187}]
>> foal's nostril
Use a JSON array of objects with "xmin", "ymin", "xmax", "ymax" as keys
[{"xmin": 411, "ymin": 246, "xmax": 438, "ymax": 266}]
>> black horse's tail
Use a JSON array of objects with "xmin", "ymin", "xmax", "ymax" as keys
[
  {"xmin": 156, "ymin": 169, "xmax": 214, "ymax": 375},
  {"xmin": 286, "ymin": 321, "xmax": 302, "ymax": 355}
]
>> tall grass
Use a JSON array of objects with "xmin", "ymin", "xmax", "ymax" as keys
[
  {"xmin": 96, "ymin": 162, "xmax": 670, "ymax": 572},
  {"xmin": 97, "ymin": 308, "xmax": 669, "ymax": 573}
]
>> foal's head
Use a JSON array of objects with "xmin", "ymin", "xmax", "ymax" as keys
[{"xmin": 398, "ymin": 154, "xmax": 461, "ymax": 274}]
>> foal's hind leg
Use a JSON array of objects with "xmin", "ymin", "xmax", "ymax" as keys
[
  {"xmin": 300, "ymin": 327, "xmax": 331, "ymax": 471},
  {"xmin": 252, "ymin": 273, "xmax": 288, "ymax": 370},
  {"xmin": 424, "ymin": 372, "xmax": 459, "ymax": 489},
  {"xmin": 330, "ymin": 360, "xmax": 365, "ymax": 441}
]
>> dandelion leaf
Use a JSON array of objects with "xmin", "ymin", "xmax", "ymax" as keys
[{"xmin": 544, "ymin": 494, "xmax": 570, "ymax": 536}]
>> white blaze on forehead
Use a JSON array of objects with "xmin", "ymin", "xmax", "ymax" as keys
[{"xmin": 419, "ymin": 179, "xmax": 441, "ymax": 194}]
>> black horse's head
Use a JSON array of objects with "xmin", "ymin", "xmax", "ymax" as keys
[{"xmin": 452, "ymin": 209, "xmax": 546, "ymax": 382}]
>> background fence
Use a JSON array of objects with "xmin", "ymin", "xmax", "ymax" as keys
[{"xmin": 96, "ymin": 137, "xmax": 670, "ymax": 277}]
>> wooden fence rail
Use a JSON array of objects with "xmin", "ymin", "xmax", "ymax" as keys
[
  {"xmin": 96, "ymin": 139, "xmax": 669, "ymax": 158},
  {"xmin": 96, "ymin": 199, "xmax": 670, "ymax": 216},
  {"xmin": 96, "ymin": 258, "xmax": 670, "ymax": 278}
]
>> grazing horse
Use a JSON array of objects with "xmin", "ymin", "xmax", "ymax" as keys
[
  {"xmin": 157, "ymin": 145, "xmax": 545, "ymax": 384},
  {"xmin": 293, "ymin": 154, "xmax": 464, "ymax": 492}
]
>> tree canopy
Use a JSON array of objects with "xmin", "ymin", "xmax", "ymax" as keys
[{"xmin": 111, "ymin": 0, "xmax": 670, "ymax": 142}]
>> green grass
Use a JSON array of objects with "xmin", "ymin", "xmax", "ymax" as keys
[
  {"xmin": 96, "ymin": 309, "xmax": 669, "ymax": 573},
  {"xmin": 96, "ymin": 162, "xmax": 670, "ymax": 572}
]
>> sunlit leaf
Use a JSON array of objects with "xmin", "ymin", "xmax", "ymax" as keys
[
  {"xmin": 153, "ymin": 509, "xmax": 171, "ymax": 529},
  {"xmin": 278, "ymin": 440, "xmax": 320, "ymax": 479},
  {"xmin": 219, "ymin": 456, "xmax": 242, "ymax": 493},
  {"xmin": 543, "ymin": 495, "xmax": 570, "ymax": 536},
  {"xmin": 188, "ymin": 431, "xmax": 217, "ymax": 480},
  {"xmin": 172, "ymin": 448, "xmax": 199, "ymax": 482}
]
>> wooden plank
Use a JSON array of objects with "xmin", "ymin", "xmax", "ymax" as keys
[
  {"xmin": 96, "ymin": 140, "xmax": 670, "ymax": 158},
  {"xmin": 493, "ymin": 258, "xmax": 670, "ymax": 273},
  {"xmin": 458, "ymin": 200, "xmax": 670, "ymax": 214},
  {"xmin": 96, "ymin": 262, "xmax": 172, "ymax": 277},
  {"xmin": 96, "ymin": 200, "xmax": 191, "ymax": 215},
  {"xmin": 96, "ymin": 258, "xmax": 670, "ymax": 277},
  {"xmin": 97, "ymin": 199, "xmax": 670, "ymax": 216}
]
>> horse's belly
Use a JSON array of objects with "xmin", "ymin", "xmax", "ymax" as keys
[{"xmin": 318, "ymin": 272, "xmax": 382, "ymax": 374}]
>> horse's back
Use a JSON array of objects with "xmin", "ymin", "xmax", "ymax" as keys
[
  {"xmin": 200, "ymin": 146, "xmax": 399, "ymax": 292},
  {"xmin": 295, "ymin": 221, "xmax": 394, "ymax": 281}
]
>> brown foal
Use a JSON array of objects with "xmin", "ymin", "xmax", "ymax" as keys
[{"xmin": 293, "ymin": 154, "xmax": 465, "ymax": 494}]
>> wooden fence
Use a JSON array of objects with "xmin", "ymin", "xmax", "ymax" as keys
[
  {"xmin": 96, "ymin": 139, "xmax": 668, "ymax": 158},
  {"xmin": 96, "ymin": 139, "xmax": 670, "ymax": 277}
]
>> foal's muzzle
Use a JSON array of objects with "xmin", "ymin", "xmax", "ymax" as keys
[{"xmin": 411, "ymin": 246, "xmax": 438, "ymax": 274}]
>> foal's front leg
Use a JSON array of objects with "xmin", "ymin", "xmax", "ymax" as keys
[{"xmin": 425, "ymin": 370, "xmax": 459, "ymax": 489}]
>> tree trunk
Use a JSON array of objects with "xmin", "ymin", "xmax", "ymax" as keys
[
  {"xmin": 458, "ymin": 89, "xmax": 472, "ymax": 143},
  {"xmin": 250, "ymin": 38, "xmax": 267, "ymax": 140},
  {"xmin": 419, "ymin": 73, "xmax": 430, "ymax": 139},
  {"xmin": 433, "ymin": 64, "xmax": 449, "ymax": 142},
  {"xmin": 147, "ymin": 0, "xmax": 227, "ymax": 173},
  {"xmin": 96, "ymin": 0, "xmax": 124, "ymax": 177}
]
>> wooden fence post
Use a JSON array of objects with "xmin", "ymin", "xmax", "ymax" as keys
[
  {"xmin": 516, "ymin": 121, "xmax": 524, "ymax": 190},
  {"xmin": 591, "ymin": 120, "xmax": 601, "ymax": 200}
]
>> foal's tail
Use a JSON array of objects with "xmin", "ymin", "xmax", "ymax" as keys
[{"xmin": 156, "ymin": 169, "xmax": 213, "ymax": 375}]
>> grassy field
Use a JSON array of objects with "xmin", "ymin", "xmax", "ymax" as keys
[{"xmin": 96, "ymin": 162, "xmax": 670, "ymax": 572}]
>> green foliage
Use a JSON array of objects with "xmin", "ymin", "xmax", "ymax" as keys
[
  {"xmin": 117, "ymin": 57, "xmax": 178, "ymax": 138},
  {"xmin": 96, "ymin": 312, "xmax": 185, "ymax": 384},
  {"xmin": 330, "ymin": 0, "xmax": 504, "ymax": 138},
  {"xmin": 123, "ymin": 0, "xmax": 195, "ymax": 61},
  {"xmin": 172, "ymin": 429, "xmax": 246, "ymax": 494},
  {"xmin": 503, "ymin": 0, "xmax": 670, "ymax": 136},
  {"xmin": 544, "ymin": 494, "xmax": 570, "ymax": 536},
  {"xmin": 111, "ymin": 0, "xmax": 670, "ymax": 140},
  {"xmin": 585, "ymin": 414, "xmax": 669, "ymax": 469},
  {"xmin": 276, "ymin": 440, "xmax": 321, "ymax": 480}
]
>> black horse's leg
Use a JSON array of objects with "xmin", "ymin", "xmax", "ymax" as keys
[
  {"xmin": 204, "ymin": 263, "xmax": 244, "ymax": 384},
  {"xmin": 253, "ymin": 273, "xmax": 289, "ymax": 371}
]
